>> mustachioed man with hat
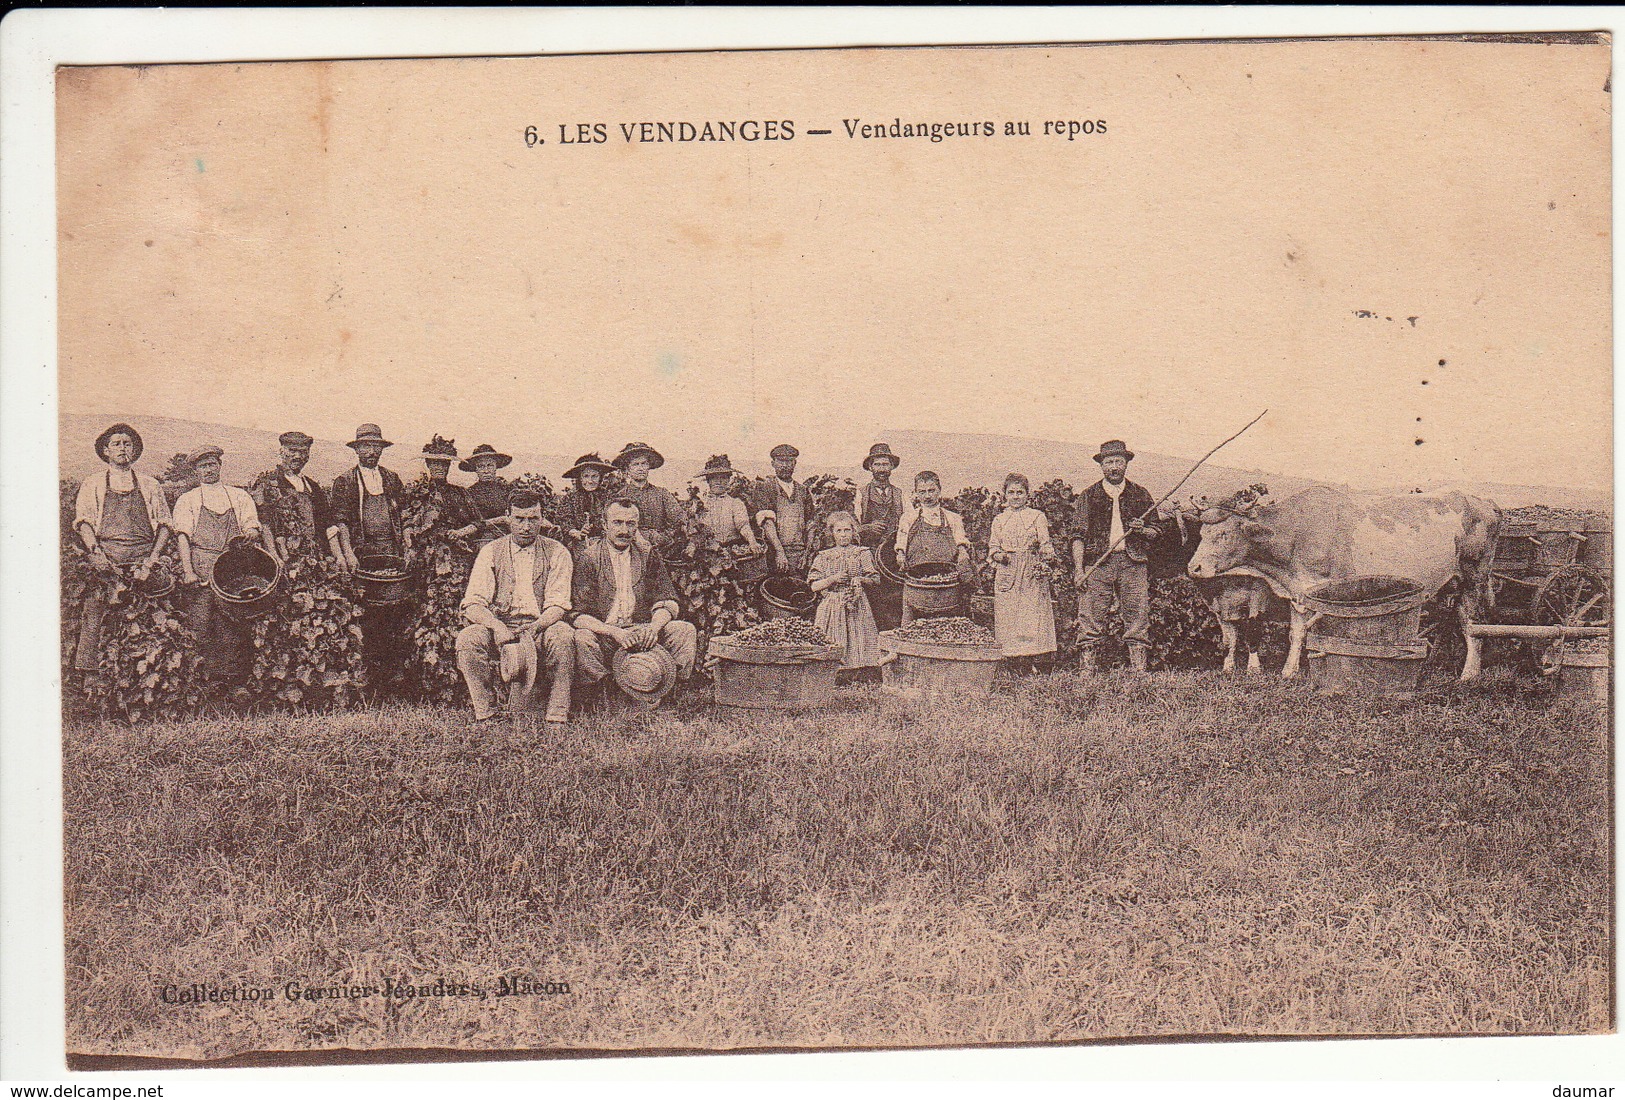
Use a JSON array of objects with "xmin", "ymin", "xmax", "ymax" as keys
[
  {"xmin": 331, "ymin": 424, "xmax": 411, "ymax": 689},
  {"xmin": 752, "ymin": 443, "xmax": 815, "ymax": 575},
  {"xmin": 1069, "ymin": 439, "xmax": 1162, "ymax": 672},
  {"xmin": 72, "ymin": 423, "xmax": 175, "ymax": 680},
  {"xmin": 611, "ymin": 442, "xmax": 683, "ymax": 554},
  {"xmin": 855, "ymin": 443, "xmax": 904, "ymax": 545},
  {"xmin": 555, "ymin": 453, "xmax": 619, "ymax": 547},
  {"xmin": 173, "ymin": 444, "xmax": 265, "ymax": 689},
  {"xmin": 250, "ymin": 431, "xmax": 341, "ymax": 566},
  {"xmin": 330, "ymin": 424, "xmax": 406, "ymax": 572}
]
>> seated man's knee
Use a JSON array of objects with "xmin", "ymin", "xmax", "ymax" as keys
[{"xmin": 455, "ymin": 623, "xmax": 490, "ymax": 654}]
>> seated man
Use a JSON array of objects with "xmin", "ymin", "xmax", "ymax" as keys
[
  {"xmin": 570, "ymin": 497, "xmax": 698, "ymax": 703},
  {"xmin": 456, "ymin": 489, "xmax": 575, "ymax": 723}
]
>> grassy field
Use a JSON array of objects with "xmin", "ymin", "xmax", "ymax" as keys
[{"xmin": 63, "ymin": 670, "xmax": 1612, "ymax": 1060}]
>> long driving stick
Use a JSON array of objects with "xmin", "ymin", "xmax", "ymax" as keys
[{"xmin": 1074, "ymin": 409, "xmax": 1269, "ymax": 587}]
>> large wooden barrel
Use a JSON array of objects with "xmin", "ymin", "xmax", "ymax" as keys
[
  {"xmin": 1303, "ymin": 575, "xmax": 1428, "ymax": 696},
  {"xmin": 709, "ymin": 636, "xmax": 841, "ymax": 709},
  {"xmin": 879, "ymin": 630, "xmax": 1003, "ymax": 700}
]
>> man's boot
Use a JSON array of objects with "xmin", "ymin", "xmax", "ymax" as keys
[
  {"xmin": 1128, "ymin": 645, "xmax": 1149, "ymax": 673},
  {"xmin": 1077, "ymin": 645, "xmax": 1098, "ymax": 676}
]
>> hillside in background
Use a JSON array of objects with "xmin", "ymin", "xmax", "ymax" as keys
[{"xmin": 60, "ymin": 413, "xmax": 1609, "ymax": 513}]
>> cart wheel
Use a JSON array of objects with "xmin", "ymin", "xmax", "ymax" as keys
[{"xmin": 1533, "ymin": 564, "xmax": 1610, "ymax": 628}]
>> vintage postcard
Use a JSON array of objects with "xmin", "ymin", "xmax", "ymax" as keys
[{"xmin": 49, "ymin": 32, "xmax": 1610, "ymax": 1067}]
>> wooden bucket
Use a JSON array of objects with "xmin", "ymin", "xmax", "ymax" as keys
[
  {"xmin": 353, "ymin": 553, "xmax": 412, "ymax": 607},
  {"xmin": 727, "ymin": 546, "xmax": 770, "ymax": 584},
  {"xmin": 1303, "ymin": 575, "xmax": 1428, "ymax": 696},
  {"xmin": 758, "ymin": 575, "xmax": 816, "ymax": 620},
  {"xmin": 1554, "ymin": 648, "xmax": 1610, "ymax": 705},
  {"xmin": 709, "ymin": 636, "xmax": 842, "ymax": 709},
  {"xmin": 210, "ymin": 545, "xmax": 282, "ymax": 621},
  {"xmin": 879, "ymin": 630, "xmax": 1003, "ymax": 700},
  {"xmin": 901, "ymin": 564, "xmax": 962, "ymax": 617}
]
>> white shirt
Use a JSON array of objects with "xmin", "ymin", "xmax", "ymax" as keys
[
  {"xmin": 356, "ymin": 465, "xmax": 384, "ymax": 496},
  {"xmin": 462, "ymin": 535, "xmax": 573, "ymax": 621},
  {"xmin": 284, "ymin": 471, "xmax": 311, "ymax": 493},
  {"xmin": 1102, "ymin": 477, "xmax": 1126, "ymax": 547},
  {"xmin": 607, "ymin": 546, "xmax": 636, "ymax": 626},
  {"xmin": 777, "ymin": 477, "xmax": 797, "ymax": 499},
  {"xmin": 172, "ymin": 483, "xmax": 260, "ymax": 538}
]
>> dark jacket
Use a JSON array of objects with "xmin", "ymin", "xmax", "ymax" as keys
[
  {"xmin": 250, "ymin": 468, "xmax": 333, "ymax": 552},
  {"xmin": 1069, "ymin": 479, "xmax": 1161, "ymax": 563},
  {"xmin": 330, "ymin": 465, "xmax": 406, "ymax": 542},
  {"xmin": 570, "ymin": 537, "xmax": 681, "ymax": 626}
]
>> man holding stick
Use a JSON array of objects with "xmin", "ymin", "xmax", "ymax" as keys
[{"xmin": 1070, "ymin": 440, "xmax": 1161, "ymax": 673}]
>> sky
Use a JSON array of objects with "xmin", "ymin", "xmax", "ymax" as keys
[{"xmin": 56, "ymin": 40, "xmax": 1612, "ymax": 490}]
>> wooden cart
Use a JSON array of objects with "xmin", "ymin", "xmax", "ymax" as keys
[{"xmin": 1483, "ymin": 506, "xmax": 1611, "ymax": 630}]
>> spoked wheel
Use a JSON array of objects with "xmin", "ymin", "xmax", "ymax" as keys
[{"xmin": 1533, "ymin": 564, "xmax": 1611, "ymax": 629}]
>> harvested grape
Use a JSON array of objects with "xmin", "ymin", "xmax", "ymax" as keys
[
  {"xmin": 727, "ymin": 618, "xmax": 835, "ymax": 647},
  {"xmin": 892, "ymin": 616, "xmax": 996, "ymax": 645}
]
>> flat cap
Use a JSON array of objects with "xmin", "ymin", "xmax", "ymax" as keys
[
  {"xmin": 188, "ymin": 444, "xmax": 225, "ymax": 466},
  {"xmin": 770, "ymin": 443, "xmax": 800, "ymax": 460},
  {"xmin": 279, "ymin": 431, "xmax": 315, "ymax": 448}
]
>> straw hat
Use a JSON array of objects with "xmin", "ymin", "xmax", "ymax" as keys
[
  {"xmin": 697, "ymin": 454, "xmax": 738, "ymax": 479},
  {"xmin": 563, "ymin": 453, "xmax": 617, "ymax": 479},
  {"xmin": 613, "ymin": 442, "xmax": 665, "ymax": 470},
  {"xmin": 498, "ymin": 639, "xmax": 526, "ymax": 684},
  {"xmin": 459, "ymin": 443, "xmax": 514, "ymax": 472},
  {"xmin": 611, "ymin": 645, "xmax": 678, "ymax": 705}
]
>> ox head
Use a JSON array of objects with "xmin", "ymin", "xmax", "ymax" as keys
[{"xmin": 1186, "ymin": 500, "xmax": 1272, "ymax": 579}]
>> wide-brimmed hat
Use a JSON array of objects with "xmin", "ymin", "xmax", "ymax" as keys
[
  {"xmin": 769, "ymin": 443, "xmax": 800, "ymax": 461},
  {"xmin": 460, "ymin": 443, "xmax": 514, "ymax": 472},
  {"xmin": 187, "ymin": 444, "xmax": 225, "ymax": 466},
  {"xmin": 278, "ymin": 431, "xmax": 315, "ymax": 449},
  {"xmin": 862, "ymin": 442, "xmax": 901, "ymax": 472},
  {"xmin": 612, "ymin": 645, "xmax": 678, "ymax": 705},
  {"xmin": 697, "ymin": 454, "xmax": 738, "ymax": 479},
  {"xmin": 613, "ymin": 442, "xmax": 665, "ymax": 470},
  {"xmin": 94, "ymin": 423, "xmax": 144, "ymax": 463},
  {"xmin": 347, "ymin": 424, "xmax": 393, "ymax": 450},
  {"xmin": 1093, "ymin": 439, "xmax": 1135, "ymax": 464},
  {"xmin": 563, "ymin": 453, "xmax": 616, "ymax": 479},
  {"xmin": 421, "ymin": 434, "xmax": 458, "ymax": 461}
]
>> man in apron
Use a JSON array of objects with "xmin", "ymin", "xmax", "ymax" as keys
[
  {"xmin": 753, "ymin": 443, "xmax": 815, "ymax": 575},
  {"xmin": 330, "ymin": 424, "xmax": 410, "ymax": 691},
  {"xmin": 892, "ymin": 470, "xmax": 972, "ymax": 625},
  {"xmin": 72, "ymin": 423, "xmax": 173, "ymax": 685},
  {"xmin": 173, "ymin": 445, "xmax": 264, "ymax": 691}
]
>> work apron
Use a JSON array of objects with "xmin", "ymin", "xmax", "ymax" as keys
[
  {"xmin": 773, "ymin": 487, "xmax": 808, "ymax": 572},
  {"xmin": 357, "ymin": 481, "xmax": 399, "ymax": 557},
  {"xmin": 74, "ymin": 479, "xmax": 156, "ymax": 671},
  {"xmin": 185, "ymin": 500, "xmax": 245, "ymax": 684},
  {"xmin": 904, "ymin": 512, "xmax": 957, "ymax": 569}
]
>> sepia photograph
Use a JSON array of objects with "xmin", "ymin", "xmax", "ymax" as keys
[{"xmin": 23, "ymin": 18, "xmax": 1615, "ymax": 1071}]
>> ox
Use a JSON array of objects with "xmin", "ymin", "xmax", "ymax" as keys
[
  {"xmin": 1186, "ymin": 486, "xmax": 1498, "ymax": 680},
  {"xmin": 1160, "ymin": 505, "xmax": 1283, "ymax": 673}
]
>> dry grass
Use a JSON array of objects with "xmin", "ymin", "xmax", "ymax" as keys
[{"xmin": 63, "ymin": 672, "xmax": 1611, "ymax": 1058}]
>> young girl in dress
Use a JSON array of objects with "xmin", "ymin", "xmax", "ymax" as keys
[
  {"xmin": 987, "ymin": 473, "xmax": 1058, "ymax": 672},
  {"xmin": 808, "ymin": 511, "xmax": 881, "ymax": 677}
]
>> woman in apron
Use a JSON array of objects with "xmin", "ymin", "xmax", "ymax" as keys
[{"xmin": 987, "ymin": 473, "xmax": 1058, "ymax": 671}]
